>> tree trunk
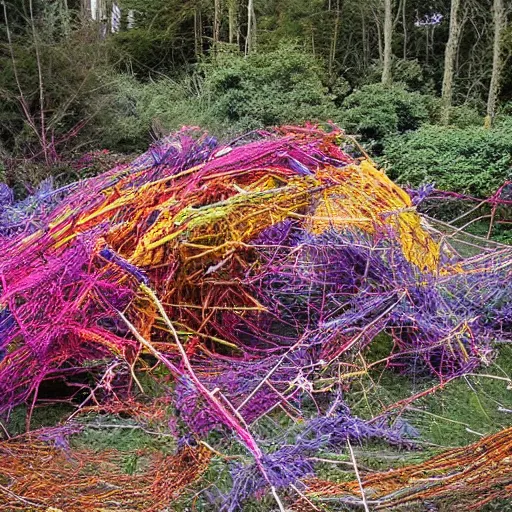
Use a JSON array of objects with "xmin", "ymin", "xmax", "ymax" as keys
[
  {"xmin": 361, "ymin": 6, "xmax": 369, "ymax": 70},
  {"xmin": 194, "ymin": 3, "xmax": 203, "ymax": 58},
  {"xmin": 228, "ymin": 0, "xmax": 239, "ymax": 45},
  {"xmin": 246, "ymin": 0, "xmax": 256, "ymax": 54},
  {"xmin": 375, "ymin": 14, "xmax": 383, "ymax": 63},
  {"xmin": 486, "ymin": 0, "xmax": 504, "ymax": 127},
  {"xmin": 60, "ymin": 0, "xmax": 71, "ymax": 35},
  {"xmin": 213, "ymin": 0, "xmax": 221, "ymax": 50},
  {"xmin": 402, "ymin": 0, "xmax": 407, "ymax": 59},
  {"xmin": 381, "ymin": 0, "xmax": 392, "ymax": 85},
  {"xmin": 441, "ymin": 0, "xmax": 462, "ymax": 125},
  {"xmin": 329, "ymin": 0, "xmax": 341, "ymax": 80}
]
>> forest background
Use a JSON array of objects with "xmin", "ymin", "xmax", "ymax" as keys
[{"xmin": 1, "ymin": 0, "xmax": 512, "ymax": 204}]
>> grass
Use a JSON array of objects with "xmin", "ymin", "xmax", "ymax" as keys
[
  {"xmin": 4, "ymin": 402, "xmax": 74, "ymax": 436},
  {"xmin": 350, "ymin": 341, "xmax": 512, "ymax": 449}
]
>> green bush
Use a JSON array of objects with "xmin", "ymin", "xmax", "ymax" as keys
[
  {"xmin": 427, "ymin": 102, "xmax": 483, "ymax": 128},
  {"xmin": 94, "ymin": 74, "xmax": 212, "ymax": 153},
  {"xmin": 202, "ymin": 44, "xmax": 337, "ymax": 132},
  {"xmin": 445, "ymin": 105, "xmax": 483, "ymax": 128},
  {"xmin": 339, "ymin": 83, "xmax": 432, "ymax": 151},
  {"xmin": 362, "ymin": 59, "xmax": 428, "ymax": 92},
  {"xmin": 98, "ymin": 45, "xmax": 338, "ymax": 151},
  {"xmin": 382, "ymin": 121, "xmax": 512, "ymax": 196}
]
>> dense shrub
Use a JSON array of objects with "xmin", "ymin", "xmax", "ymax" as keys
[
  {"xmin": 427, "ymin": 102, "xmax": 483, "ymax": 128},
  {"xmin": 203, "ymin": 45, "xmax": 337, "ymax": 132},
  {"xmin": 383, "ymin": 121, "xmax": 512, "ymax": 196},
  {"xmin": 361, "ymin": 59, "xmax": 428, "ymax": 92},
  {"xmin": 96, "ymin": 75, "xmax": 210, "ymax": 153},
  {"xmin": 98, "ymin": 45, "xmax": 338, "ymax": 151},
  {"xmin": 444, "ymin": 105, "xmax": 483, "ymax": 128},
  {"xmin": 339, "ymin": 84, "xmax": 432, "ymax": 151}
]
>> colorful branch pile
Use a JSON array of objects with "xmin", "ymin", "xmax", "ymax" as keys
[
  {"xmin": 0, "ymin": 125, "xmax": 510, "ymax": 509},
  {"xmin": 300, "ymin": 425, "xmax": 512, "ymax": 510},
  {"xmin": 0, "ymin": 425, "xmax": 212, "ymax": 511}
]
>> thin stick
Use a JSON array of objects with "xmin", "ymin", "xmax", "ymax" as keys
[
  {"xmin": 0, "ymin": 483, "xmax": 44, "ymax": 508},
  {"xmin": 347, "ymin": 438, "xmax": 370, "ymax": 512},
  {"xmin": 270, "ymin": 486, "xmax": 286, "ymax": 512}
]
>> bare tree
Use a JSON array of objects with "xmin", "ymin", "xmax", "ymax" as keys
[
  {"xmin": 486, "ymin": 0, "xmax": 505, "ymax": 127},
  {"xmin": 2, "ymin": 0, "xmax": 44, "ymax": 157},
  {"xmin": 381, "ymin": 0, "xmax": 392, "ymax": 84},
  {"xmin": 441, "ymin": 0, "xmax": 462, "ymax": 124},
  {"xmin": 2, "ymin": 0, "xmax": 113, "ymax": 163}
]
